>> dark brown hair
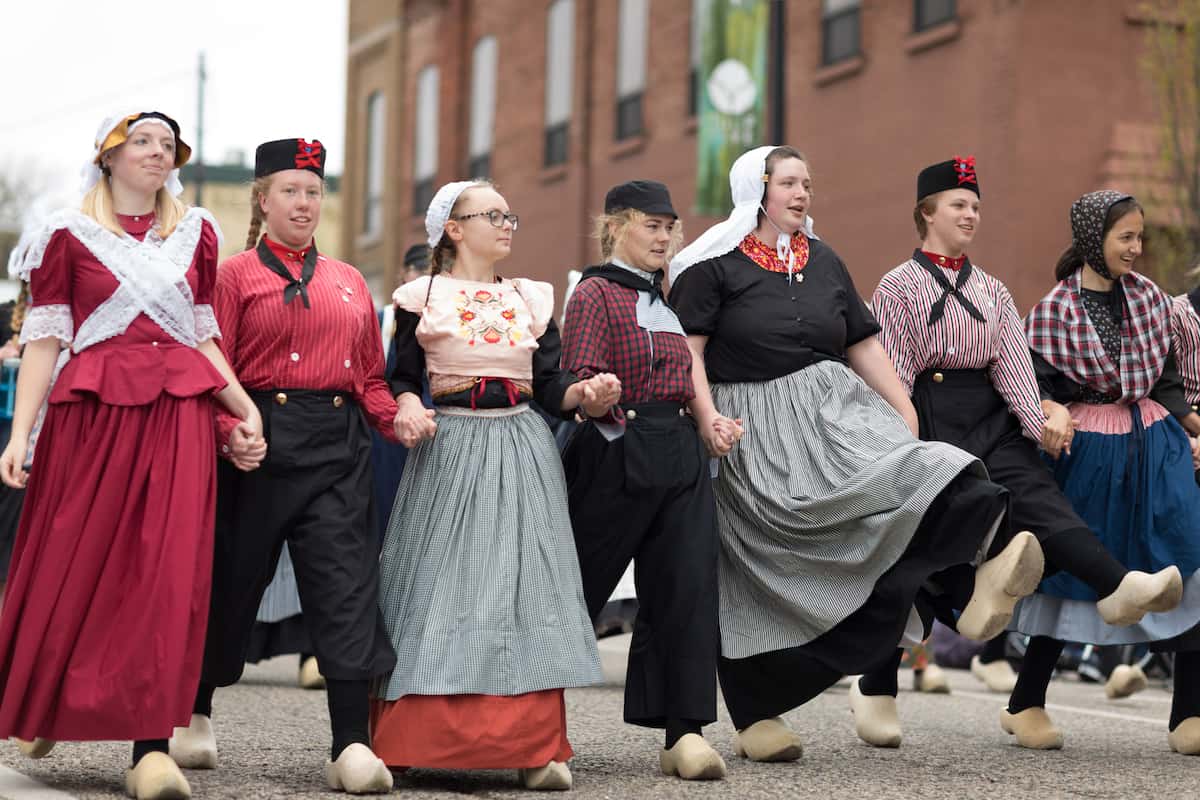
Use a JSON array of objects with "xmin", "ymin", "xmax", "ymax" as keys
[{"xmin": 1054, "ymin": 197, "xmax": 1144, "ymax": 281}]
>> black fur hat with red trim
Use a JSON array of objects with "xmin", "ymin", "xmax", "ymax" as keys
[
  {"xmin": 254, "ymin": 138, "xmax": 325, "ymax": 178},
  {"xmin": 917, "ymin": 156, "xmax": 979, "ymax": 201}
]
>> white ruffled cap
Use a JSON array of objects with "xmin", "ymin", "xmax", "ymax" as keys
[
  {"xmin": 668, "ymin": 145, "xmax": 816, "ymax": 284},
  {"xmin": 425, "ymin": 180, "xmax": 483, "ymax": 249},
  {"xmin": 79, "ymin": 112, "xmax": 184, "ymax": 198}
]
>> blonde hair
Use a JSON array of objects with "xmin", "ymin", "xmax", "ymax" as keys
[
  {"xmin": 245, "ymin": 176, "xmax": 274, "ymax": 251},
  {"xmin": 430, "ymin": 180, "xmax": 495, "ymax": 276},
  {"xmin": 244, "ymin": 173, "xmax": 328, "ymax": 251},
  {"xmin": 81, "ymin": 176, "xmax": 187, "ymax": 238},
  {"xmin": 592, "ymin": 208, "xmax": 684, "ymax": 263}
]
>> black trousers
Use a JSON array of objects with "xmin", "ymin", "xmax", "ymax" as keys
[
  {"xmin": 199, "ymin": 391, "xmax": 396, "ymax": 686},
  {"xmin": 563, "ymin": 403, "xmax": 719, "ymax": 728},
  {"xmin": 718, "ymin": 469, "xmax": 1008, "ymax": 730}
]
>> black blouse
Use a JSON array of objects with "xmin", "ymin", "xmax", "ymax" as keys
[
  {"xmin": 669, "ymin": 239, "xmax": 881, "ymax": 383},
  {"xmin": 1031, "ymin": 349, "xmax": 1192, "ymax": 421},
  {"xmin": 388, "ymin": 310, "xmax": 577, "ymax": 418}
]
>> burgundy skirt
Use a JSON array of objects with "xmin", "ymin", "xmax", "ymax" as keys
[{"xmin": 0, "ymin": 385, "xmax": 218, "ymax": 741}]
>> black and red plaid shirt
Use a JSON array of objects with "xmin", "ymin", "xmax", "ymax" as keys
[
  {"xmin": 1025, "ymin": 268, "xmax": 1171, "ymax": 404},
  {"xmin": 561, "ymin": 274, "xmax": 695, "ymax": 407}
]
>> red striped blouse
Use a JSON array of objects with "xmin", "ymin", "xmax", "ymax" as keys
[
  {"xmin": 872, "ymin": 257, "xmax": 1046, "ymax": 441},
  {"xmin": 1170, "ymin": 294, "xmax": 1200, "ymax": 407},
  {"xmin": 212, "ymin": 237, "xmax": 398, "ymax": 450}
]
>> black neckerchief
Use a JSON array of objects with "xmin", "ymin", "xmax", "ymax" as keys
[
  {"xmin": 256, "ymin": 238, "xmax": 319, "ymax": 308},
  {"xmin": 912, "ymin": 248, "xmax": 985, "ymax": 326},
  {"xmin": 580, "ymin": 264, "xmax": 668, "ymax": 306},
  {"xmin": 1188, "ymin": 285, "xmax": 1200, "ymax": 319}
]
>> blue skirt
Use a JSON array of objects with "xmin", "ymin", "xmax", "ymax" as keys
[{"xmin": 1014, "ymin": 401, "xmax": 1200, "ymax": 646}]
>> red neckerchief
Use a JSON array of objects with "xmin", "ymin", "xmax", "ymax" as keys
[
  {"xmin": 920, "ymin": 250, "xmax": 966, "ymax": 271},
  {"xmin": 738, "ymin": 232, "xmax": 810, "ymax": 274},
  {"xmin": 263, "ymin": 235, "xmax": 314, "ymax": 264}
]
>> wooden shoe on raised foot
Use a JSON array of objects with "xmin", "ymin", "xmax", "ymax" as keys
[
  {"xmin": 325, "ymin": 743, "xmax": 393, "ymax": 794},
  {"xmin": 1105, "ymin": 664, "xmax": 1149, "ymax": 700},
  {"xmin": 659, "ymin": 734, "xmax": 727, "ymax": 780},
  {"xmin": 958, "ymin": 531, "xmax": 1044, "ymax": 641},
  {"xmin": 518, "ymin": 760, "xmax": 572, "ymax": 790},
  {"xmin": 169, "ymin": 714, "xmax": 217, "ymax": 769},
  {"xmin": 124, "ymin": 752, "xmax": 191, "ymax": 800},
  {"xmin": 733, "ymin": 717, "xmax": 803, "ymax": 762},
  {"xmin": 1169, "ymin": 717, "xmax": 1200, "ymax": 755},
  {"xmin": 916, "ymin": 664, "xmax": 951, "ymax": 694},
  {"xmin": 849, "ymin": 679, "xmax": 902, "ymax": 748},
  {"xmin": 1097, "ymin": 567, "xmax": 1184, "ymax": 627},
  {"xmin": 15, "ymin": 737, "xmax": 55, "ymax": 758},
  {"xmin": 298, "ymin": 656, "xmax": 326, "ymax": 690},
  {"xmin": 999, "ymin": 707, "xmax": 1064, "ymax": 750},
  {"xmin": 970, "ymin": 655, "xmax": 1018, "ymax": 693}
]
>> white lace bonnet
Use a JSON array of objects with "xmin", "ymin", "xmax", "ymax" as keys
[
  {"xmin": 425, "ymin": 180, "xmax": 488, "ymax": 249},
  {"xmin": 668, "ymin": 145, "xmax": 816, "ymax": 284},
  {"xmin": 80, "ymin": 111, "xmax": 189, "ymax": 198}
]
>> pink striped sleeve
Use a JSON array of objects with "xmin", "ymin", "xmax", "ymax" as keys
[
  {"xmin": 989, "ymin": 285, "xmax": 1046, "ymax": 441},
  {"xmin": 871, "ymin": 275, "xmax": 918, "ymax": 395},
  {"xmin": 1170, "ymin": 295, "xmax": 1200, "ymax": 407}
]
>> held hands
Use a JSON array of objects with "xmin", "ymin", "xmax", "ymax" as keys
[
  {"xmin": 1041, "ymin": 402, "xmax": 1078, "ymax": 459},
  {"xmin": 0, "ymin": 435, "xmax": 29, "ymax": 489},
  {"xmin": 580, "ymin": 373, "xmax": 621, "ymax": 418},
  {"xmin": 1191, "ymin": 436, "xmax": 1200, "ymax": 471},
  {"xmin": 701, "ymin": 414, "xmax": 743, "ymax": 458},
  {"xmin": 394, "ymin": 392, "xmax": 437, "ymax": 448},
  {"xmin": 230, "ymin": 408, "xmax": 267, "ymax": 472}
]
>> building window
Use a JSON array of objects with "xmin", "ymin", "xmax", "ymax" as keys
[
  {"xmin": 822, "ymin": 0, "xmax": 861, "ymax": 66},
  {"xmin": 689, "ymin": 0, "xmax": 711, "ymax": 117},
  {"xmin": 914, "ymin": 0, "xmax": 955, "ymax": 31},
  {"xmin": 615, "ymin": 0, "xmax": 648, "ymax": 140},
  {"xmin": 545, "ymin": 0, "xmax": 574, "ymax": 166},
  {"xmin": 468, "ymin": 36, "xmax": 498, "ymax": 179},
  {"xmin": 363, "ymin": 91, "xmax": 385, "ymax": 237},
  {"xmin": 413, "ymin": 65, "xmax": 439, "ymax": 214}
]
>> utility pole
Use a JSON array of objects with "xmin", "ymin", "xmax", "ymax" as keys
[{"xmin": 195, "ymin": 51, "xmax": 207, "ymax": 206}]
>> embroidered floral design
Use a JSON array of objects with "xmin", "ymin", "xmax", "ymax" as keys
[
  {"xmin": 456, "ymin": 289, "xmax": 524, "ymax": 346},
  {"xmin": 738, "ymin": 232, "xmax": 810, "ymax": 274}
]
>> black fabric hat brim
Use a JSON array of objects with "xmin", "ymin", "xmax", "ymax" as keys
[{"xmin": 604, "ymin": 180, "xmax": 678, "ymax": 218}]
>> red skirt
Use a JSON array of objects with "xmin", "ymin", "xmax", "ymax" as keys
[
  {"xmin": 0, "ymin": 392, "xmax": 216, "ymax": 741},
  {"xmin": 370, "ymin": 690, "xmax": 573, "ymax": 769}
]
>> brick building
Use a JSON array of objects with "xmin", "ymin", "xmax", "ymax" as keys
[{"xmin": 342, "ymin": 0, "xmax": 1168, "ymax": 310}]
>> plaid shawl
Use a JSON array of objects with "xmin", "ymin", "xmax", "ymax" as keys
[{"xmin": 1025, "ymin": 269, "xmax": 1171, "ymax": 403}]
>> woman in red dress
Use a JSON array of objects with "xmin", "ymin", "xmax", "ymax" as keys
[{"xmin": 0, "ymin": 111, "xmax": 262, "ymax": 800}]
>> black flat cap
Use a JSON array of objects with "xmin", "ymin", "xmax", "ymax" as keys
[{"xmin": 604, "ymin": 180, "xmax": 677, "ymax": 218}]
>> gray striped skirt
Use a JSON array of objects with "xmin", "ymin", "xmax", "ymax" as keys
[
  {"xmin": 376, "ymin": 404, "xmax": 603, "ymax": 700},
  {"xmin": 255, "ymin": 543, "xmax": 303, "ymax": 624},
  {"xmin": 712, "ymin": 361, "xmax": 978, "ymax": 660}
]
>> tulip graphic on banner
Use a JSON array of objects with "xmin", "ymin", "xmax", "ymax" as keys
[{"xmin": 695, "ymin": 0, "xmax": 769, "ymax": 216}]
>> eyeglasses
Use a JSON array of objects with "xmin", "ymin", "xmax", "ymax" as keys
[{"xmin": 454, "ymin": 209, "xmax": 520, "ymax": 231}]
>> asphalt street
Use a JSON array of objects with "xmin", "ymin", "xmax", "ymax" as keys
[{"xmin": 1, "ymin": 653, "xmax": 1195, "ymax": 799}]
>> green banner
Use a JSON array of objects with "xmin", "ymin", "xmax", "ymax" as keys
[{"xmin": 695, "ymin": 0, "xmax": 770, "ymax": 216}]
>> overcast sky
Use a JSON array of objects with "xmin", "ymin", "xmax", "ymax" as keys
[{"xmin": 0, "ymin": 1, "xmax": 348, "ymax": 205}]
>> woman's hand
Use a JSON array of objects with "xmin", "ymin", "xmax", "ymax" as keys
[
  {"xmin": 0, "ymin": 435, "xmax": 29, "ymax": 489},
  {"xmin": 699, "ymin": 413, "xmax": 743, "ymax": 457},
  {"xmin": 580, "ymin": 373, "xmax": 622, "ymax": 418},
  {"xmin": 394, "ymin": 392, "xmax": 437, "ymax": 448},
  {"xmin": 1190, "ymin": 436, "xmax": 1200, "ymax": 470},
  {"xmin": 230, "ymin": 408, "xmax": 267, "ymax": 472},
  {"xmin": 1041, "ymin": 401, "xmax": 1077, "ymax": 459}
]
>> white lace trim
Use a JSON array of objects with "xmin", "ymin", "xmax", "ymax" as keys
[
  {"xmin": 194, "ymin": 304, "xmax": 221, "ymax": 341},
  {"xmin": 19, "ymin": 304, "xmax": 74, "ymax": 345},
  {"xmin": 8, "ymin": 208, "xmax": 225, "ymax": 354}
]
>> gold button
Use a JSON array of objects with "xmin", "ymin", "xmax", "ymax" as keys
[
  {"xmin": 1193, "ymin": 405, "xmax": 1198, "ymax": 412},
  {"xmin": 275, "ymin": 392, "xmax": 288, "ymax": 405},
  {"xmin": 626, "ymin": 409, "xmax": 637, "ymax": 420},
  {"xmin": 333, "ymin": 396, "xmax": 344, "ymax": 408},
  {"xmin": 932, "ymin": 372, "xmax": 944, "ymax": 383}
]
